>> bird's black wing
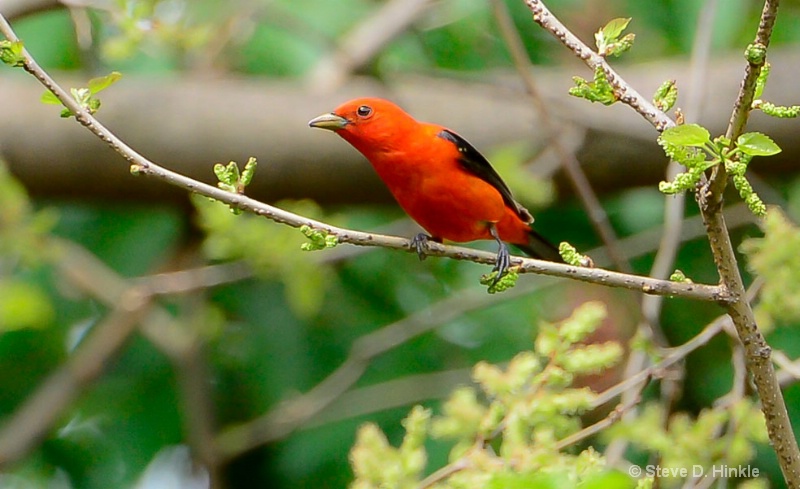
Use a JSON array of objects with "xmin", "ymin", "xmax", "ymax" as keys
[{"xmin": 437, "ymin": 129, "xmax": 532, "ymax": 223}]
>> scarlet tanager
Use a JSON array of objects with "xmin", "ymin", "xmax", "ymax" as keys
[{"xmin": 308, "ymin": 97, "xmax": 562, "ymax": 279}]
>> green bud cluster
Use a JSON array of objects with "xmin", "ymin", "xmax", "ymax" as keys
[{"xmin": 657, "ymin": 124, "xmax": 778, "ymax": 216}]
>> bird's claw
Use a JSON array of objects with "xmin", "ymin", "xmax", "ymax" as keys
[
  {"xmin": 490, "ymin": 241, "xmax": 511, "ymax": 287},
  {"xmin": 411, "ymin": 233, "xmax": 432, "ymax": 261}
]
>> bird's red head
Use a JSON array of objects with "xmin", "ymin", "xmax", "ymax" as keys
[{"xmin": 308, "ymin": 98, "xmax": 419, "ymax": 155}]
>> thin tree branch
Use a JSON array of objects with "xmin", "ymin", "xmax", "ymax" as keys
[
  {"xmin": 0, "ymin": 13, "xmax": 729, "ymax": 304},
  {"xmin": 590, "ymin": 314, "xmax": 729, "ymax": 410},
  {"xmin": 417, "ymin": 457, "xmax": 473, "ymax": 489},
  {"xmin": 522, "ymin": 0, "xmax": 675, "ymax": 132},
  {"xmin": 0, "ymin": 180, "xmax": 757, "ymax": 468},
  {"xmin": 775, "ymin": 351, "xmax": 800, "ymax": 387},
  {"xmin": 555, "ymin": 389, "xmax": 644, "ymax": 451}
]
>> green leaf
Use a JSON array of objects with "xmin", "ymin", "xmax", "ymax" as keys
[
  {"xmin": 569, "ymin": 67, "xmax": 617, "ymax": 105},
  {"xmin": 601, "ymin": 18, "xmax": 632, "ymax": 40},
  {"xmin": 40, "ymin": 90, "xmax": 61, "ymax": 105},
  {"xmin": 658, "ymin": 124, "xmax": 711, "ymax": 147},
  {"xmin": 558, "ymin": 242, "xmax": 592, "ymax": 267},
  {"xmin": 669, "ymin": 269, "xmax": 692, "ymax": 283},
  {"xmin": 240, "ymin": 157, "xmax": 258, "ymax": 187},
  {"xmin": 88, "ymin": 71, "xmax": 122, "ymax": 94},
  {"xmin": 595, "ymin": 18, "xmax": 633, "ymax": 56},
  {"xmin": 737, "ymin": 132, "xmax": 781, "ymax": 156},
  {"xmin": 40, "ymin": 72, "xmax": 120, "ymax": 114}
]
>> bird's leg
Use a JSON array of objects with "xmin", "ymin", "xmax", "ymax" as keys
[
  {"xmin": 489, "ymin": 224, "xmax": 510, "ymax": 285},
  {"xmin": 410, "ymin": 233, "xmax": 441, "ymax": 261}
]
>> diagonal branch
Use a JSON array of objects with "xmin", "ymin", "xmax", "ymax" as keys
[
  {"xmin": 522, "ymin": 0, "xmax": 675, "ymax": 132},
  {"xmin": 0, "ymin": 13, "xmax": 728, "ymax": 304}
]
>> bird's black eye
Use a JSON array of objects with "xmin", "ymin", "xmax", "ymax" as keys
[{"xmin": 356, "ymin": 105, "xmax": 373, "ymax": 118}]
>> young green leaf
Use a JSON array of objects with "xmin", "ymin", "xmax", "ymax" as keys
[
  {"xmin": 595, "ymin": 18, "xmax": 633, "ymax": 57},
  {"xmin": 598, "ymin": 18, "xmax": 631, "ymax": 44},
  {"xmin": 658, "ymin": 124, "xmax": 711, "ymax": 147},
  {"xmin": 87, "ymin": 71, "xmax": 122, "ymax": 94},
  {"xmin": 569, "ymin": 67, "xmax": 617, "ymax": 105},
  {"xmin": 40, "ymin": 91, "xmax": 61, "ymax": 105},
  {"xmin": 736, "ymin": 132, "xmax": 781, "ymax": 156},
  {"xmin": 240, "ymin": 157, "xmax": 258, "ymax": 189}
]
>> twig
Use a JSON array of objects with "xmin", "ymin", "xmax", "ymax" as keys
[
  {"xmin": 0, "ymin": 190, "xmax": 755, "ymax": 467},
  {"xmin": 0, "ymin": 13, "xmax": 729, "ymax": 303},
  {"xmin": 303, "ymin": 368, "xmax": 472, "ymax": 429},
  {"xmin": 417, "ymin": 457, "xmax": 473, "ymax": 489},
  {"xmin": 522, "ymin": 0, "xmax": 675, "ymax": 132},
  {"xmin": 555, "ymin": 389, "xmax": 644, "ymax": 450},
  {"xmin": 774, "ymin": 351, "xmax": 800, "ymax": 387},
  {"xmin": 725, "ymin": 0, "xmax": 780, "ymax": 141},
  {"xmin": 172, "ymin": 335, "xmax": 225, "ymax": 489},
  {"xmin": 591, "ymin": 314, "xmax": 729, "ymax": 409},
  {"xmin": 63, "ymin": 241, "xmax": 229, "ymax": 486},
  {"xmin": 134, "ymin": 262, "xmax": 253, "ymax": 295}
]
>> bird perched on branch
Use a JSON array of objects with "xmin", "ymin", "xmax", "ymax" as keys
[{"xmin": 308, "ymin": 97, "xmax": 562, "ymax": 280}]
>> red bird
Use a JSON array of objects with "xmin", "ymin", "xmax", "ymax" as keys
[{"xmin": 308, "ymin": 97, "xmax": 562, "ymax": 279}]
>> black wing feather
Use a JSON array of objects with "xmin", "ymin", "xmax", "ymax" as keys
[{"xmin": 437, "ymin": 129, "xmax": 532, "ymax": 223}]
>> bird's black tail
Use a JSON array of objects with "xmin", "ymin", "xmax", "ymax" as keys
[{"xmin": 514, "ymin": 228, "xmax": 564, "ymax": 263}]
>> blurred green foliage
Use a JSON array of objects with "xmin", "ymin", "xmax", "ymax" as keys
[
  {"xmin": 3, "ymin": 1, "xmax": 800, "ymax": 488},
  {"xmin": 13, "ymin": 0, "xmax": 800, "ymax": 78}
]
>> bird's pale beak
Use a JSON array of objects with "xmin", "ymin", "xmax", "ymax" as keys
[{"xmin": 308, "ymin": 113, "xmax": 349, "ymax": 131}]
